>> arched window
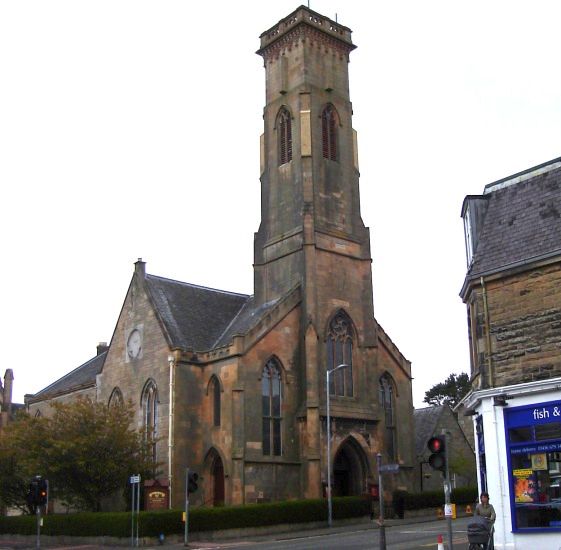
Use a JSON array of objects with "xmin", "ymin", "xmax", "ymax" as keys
[
  {"xmin": 379, "ymin": 374, "xmax": 397, "ymax": 460},
  {"xmin": 210, "ymin": 376, "xmax": 221, "ymax": 427},
  {"xmin": 277, "ymin": 107, "xmax": 292, "ymax": 165},
  {"xmin": 108, "ymin": 387, "xmax": 124, "ymax": 407},
  {"xmin": 321, "ymin": 104, "xmax": 338, "ymax": 160},
  {"xmin": 262, "ymin": 358, "xmax": 282, "ymax": 456},
  {"xmin": 141, "ymin": 380, "xmax": 158, "ymax": 462},
  {"xmin": 326, "ymin": 311, "xmax": 354, "ymax": 397}
]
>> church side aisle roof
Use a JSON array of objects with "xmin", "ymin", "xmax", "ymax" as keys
[
  {"xmin": 145, "ymin": 275, "xmax": 250, "ymax": 351},
  {"xmin": 30, "ymin": 351, "xmax": 107, "ymax": 401},
  {"xmin": 213, "ymin": 295, "xmax": 282, "ymax": 349}
]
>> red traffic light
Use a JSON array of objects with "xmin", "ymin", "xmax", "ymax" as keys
[{"xmin": 427, "ymin": 436, "xmax": 444, "ymax": 453}]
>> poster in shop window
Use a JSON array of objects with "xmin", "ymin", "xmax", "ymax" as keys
[
  {"xmin": 513, "ymin": 469, "xmax": 538, "ymax": 503},
  {"xmin": 531, "ymin": 453, "xmax": 548, "ymax": 471}
]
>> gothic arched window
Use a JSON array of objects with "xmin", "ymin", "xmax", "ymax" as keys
[
  {"xmin": 141, "ymin": 379, "xmax": 158, "ymax": 462},
  {"xmin": 326, "ymin": 311, "xmax": 354, "ymax": 397},
  {"xmin": 278, "ymin": 107, "xmax": 292, "ymax": 165},
  {"xmin": 262, "ymin": 358, "xmax": 282, "ymax": 456},
  {"xmin": 321, "ymin": 104, "xmax": 338, "ymax": 161},
  {"xmin": 108, "ymin": 387, "xmax": 124, "ymax": 407},
  {"xmin": 379, "ymin": 374, "xmax": 397, "ymax": 460},
  {"xmin": 210, "ymin": 376, "xmax": 221, "ymax": 427}
]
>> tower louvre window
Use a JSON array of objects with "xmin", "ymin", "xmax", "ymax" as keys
[
  {"xmin": 322, "ymin": 104, "xmax": 338, "ymax": 161},
  {"xmin": 278, "ymin": 108, "xmax": 292, "ymax": 165}
]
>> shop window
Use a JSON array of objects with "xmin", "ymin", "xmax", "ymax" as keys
[
  {"xmin": 505, "ymin": 402, "xmax": 561, "ymax": 532},
  {"xmin": 476, "ymin": 414, "xmax": 487, "ymax": 492}
]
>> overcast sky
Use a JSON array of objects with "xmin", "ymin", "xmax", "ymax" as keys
[{"xmin": 1, "ymin": 1, "xmax": 560, "ymax": 407}]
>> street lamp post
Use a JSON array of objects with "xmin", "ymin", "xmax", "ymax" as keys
[{"xmin": 326, "ymin": 363, "xmax": 349, "ymax": 528}]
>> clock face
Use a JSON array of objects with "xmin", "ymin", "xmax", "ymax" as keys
[{"xmin": 127, "ymin": 329, "xmax": 142, "ymax": 360}]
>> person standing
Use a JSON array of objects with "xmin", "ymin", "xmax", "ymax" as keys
[
  {"xmin": 475, "ymin": 492, "xmax": 496, "ymax": 522},
  {"xmin": 474, "ymin": 492, "xmax": 495, "ymax": 549}
]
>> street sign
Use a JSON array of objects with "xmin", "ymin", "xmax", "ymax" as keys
[
  {"xmin": 130, "ymin": 475, "xmax": 141, "ymax": 484},
  {"xmin": 380, "ymin": 463, "xmax": 400, "ymax": 473}
]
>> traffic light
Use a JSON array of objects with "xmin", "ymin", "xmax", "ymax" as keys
[
  {"xmin": 427, "ymin": 436, "xmax": 446, "ymax": 472},
  {"xmin": 28, "ymin": 476, "xmax": 48, "ymax": 508},
  {"xmin": 37, "ymin": 478, "xmax": 48, "ymax": 506},
  {"xmin": 188, "ymin": 471, "xmax": 198, "ymax": 493}
]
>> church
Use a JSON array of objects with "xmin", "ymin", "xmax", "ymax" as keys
[{"xmin": 26, "ymin": 6, "xmax": 415, "ymax": 509}]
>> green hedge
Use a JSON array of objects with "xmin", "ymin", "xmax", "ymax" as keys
[
  {"xmin": 392, "ymin": 486, "xmax": 478, "ymax": 511},
  {"xmin": 0, "ymin": 496, "xmax": 370, "ymax": 537}
]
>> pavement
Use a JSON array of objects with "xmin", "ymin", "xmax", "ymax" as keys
[{"xmin": 0, "ymin": 512, "xmax": 462, "ymax": 549}]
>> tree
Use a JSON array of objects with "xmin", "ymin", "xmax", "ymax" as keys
[
  {"xmin": 423, "ymin": 372, "xmax": 471, "ymax": 408},
  {"xmin": 0, "ymin": 398, "xmax": 156, "ymax": 512}
]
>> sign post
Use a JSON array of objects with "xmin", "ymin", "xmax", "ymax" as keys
[
  {"xmin": 377, "ymin": 453, "xmax": 387, "ymax": 550},
  {"xmin": 443, "ymin": 434, "xmax": 454, "ymax": 550},
  {"xmin": 184, "ymin": 468, "xmax": 189, "ymax": 546},
  {"xmin": 130, "ymin": 474, "xmax": 141, "ymax": 547}
]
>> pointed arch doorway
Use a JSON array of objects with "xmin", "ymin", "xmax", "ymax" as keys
[
  {"xmin": 333, "ymin": 438, "xmax": 369, "ymax": 496},
  {"xmin": 205, "ymin": 449, "xmax": 225, "ymax": 506}
]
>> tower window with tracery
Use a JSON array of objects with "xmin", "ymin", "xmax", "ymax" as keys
[
  {"xmin": 262, "ymin": 358, "xmax": 282, "ymax": 456},
  {"xmin": 322, "ymin": 104, "xmax": 338, "ymax": 161},
  {"xmin": 278, "ymin": 108, "xmax": 292, "ymax": 165},
  {"xmin": 326, "ymin": 311, "xmax": 354, "ymax": 397},
  {"xmin": 379, "ymin": 374, "xmax": 397, "ymax": 461}
]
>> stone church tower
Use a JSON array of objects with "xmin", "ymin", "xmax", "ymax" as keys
[{"xmin": 26, "ymin": 6, "xmax": 415, "ymax": 509}]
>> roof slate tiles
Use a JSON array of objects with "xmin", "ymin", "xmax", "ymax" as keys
[
  {"xmin": 469, "ymin": 165, "xmax": 561, "ymax": 278},
  {"xmin": 413, "ymin": 405, "xmax": 444, "ymax": 457},
  {"xmin": 145, "ymin": 275, "xmax": 250, "ymax": 351},
  {"xmin": 32, "ymin": 351, "xmax": 106, "ymax": 400}
]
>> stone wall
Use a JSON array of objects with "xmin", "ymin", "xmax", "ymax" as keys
[{"xmin": 469, "ymin": 262, "xmax": 561, "ymax": 388}]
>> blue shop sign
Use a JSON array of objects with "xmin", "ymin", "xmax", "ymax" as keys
[{"xmin": 505, "ymin": 399, "xmax": 561, "ymax": 428}]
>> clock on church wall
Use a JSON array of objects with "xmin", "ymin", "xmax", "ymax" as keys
[{"xmin": 126, "ymin": 325, "xmax": 143, "ymax": 362}]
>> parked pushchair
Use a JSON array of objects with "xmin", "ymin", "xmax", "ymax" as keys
[{"xmin": 467, "ymin": 515, "xmax": 494, "ymax": 550}]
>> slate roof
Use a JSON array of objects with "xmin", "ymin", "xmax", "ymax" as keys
[
  {"xmin": 145, "ymin": 275, "xmax": 250, "ymax": 351},
  {"xmin": 413, "ymin": 405, "xmax": 444, "ymax": 457},
  {"xmin": 467, "ymin": 159, "xmax": 561, "ymax": 279},
  {"xmin": 31, "ymin": 351, "xmax": 107, "ymax": 400},
  {"xmin": 214, "ymin": 295, "xmax": 281, "ymax": 348}
]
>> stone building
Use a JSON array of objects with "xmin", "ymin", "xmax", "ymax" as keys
[
  {"xmin": 414, "ymin": 405, "xmax": 476, "ymax": 492},
  {"xmin": 25, "ymin": 6, "xmax": 415, "ymax": 509},
  {"xmin": 461, "ymin": 157, "xmax": 561, "ymax": 548}
]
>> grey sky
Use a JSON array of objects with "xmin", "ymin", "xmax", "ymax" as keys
[{"xmin": 1, "ymin": 1, "xmax": 560, "ymax": 407}]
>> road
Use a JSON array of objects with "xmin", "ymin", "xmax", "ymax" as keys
[
  {"xmin": 0, "ymin": 517, "xmax": 473, "ymax": 550},
  {"xmin": 190, "ymin": 517, "xmax": 471, "ymax": 550}
]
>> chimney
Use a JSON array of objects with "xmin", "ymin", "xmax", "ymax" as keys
[
  {"xmin": 135, "ymin": 258, "xmax": 146, "ymax": 278},
  {"xmin": 97, "ymin": 342, "xmax": 109, "ymax": 356},
  {"xmin": 3, "ymin": 369, "xmax": 13, "ymax": 411}
]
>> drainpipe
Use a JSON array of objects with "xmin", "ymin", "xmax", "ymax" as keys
[
  {"xmin": 480, "ymin": 277, "xmax": 494, "ymax": 388},
  {"xmin": 168, "ymin": 354, "xmax": 176, "ymax": 509}
]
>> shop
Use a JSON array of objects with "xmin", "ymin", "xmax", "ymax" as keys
[{"xmin": 466, "ymin": 378, "xmax": 561, "ymax": 550}]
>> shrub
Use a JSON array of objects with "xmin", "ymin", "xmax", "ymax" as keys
[
  {"xmin": 392, "ymin": 486, "xmax": 478, "ymax": 511},
  {"xmin": 0, "ymin": 496, "xmax": 371, "ymax": 537}
]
